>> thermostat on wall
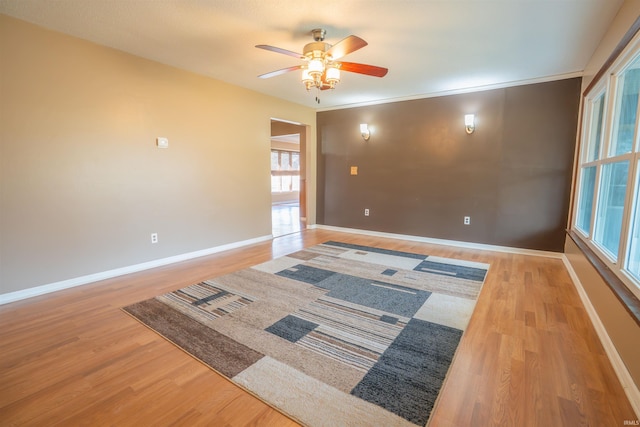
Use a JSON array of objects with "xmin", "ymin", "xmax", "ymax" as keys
[{"xmin": 156, "ymin": 137, "xmax": 169, "ymax": 148}]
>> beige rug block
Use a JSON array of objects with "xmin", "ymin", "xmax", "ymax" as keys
[{"xmin": 233, "ymin": 356, "xmax": 416, "ymax": 427}]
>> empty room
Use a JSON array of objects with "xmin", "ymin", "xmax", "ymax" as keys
[{"xmin": 1, "ymin": 1, "xmax": 639, "ymax": 426}]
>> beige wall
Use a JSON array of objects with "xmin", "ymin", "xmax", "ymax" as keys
[
  {"xmin": 0, "ymin": 15, "xmax": 315, "ymax": 295},
  {"xmin": 565, "ymin": 0, "xmax": 640, "ymax": 388},
  {"xmin": 581, "ymin": 1, "xmax": 640, "ymax": 91}
]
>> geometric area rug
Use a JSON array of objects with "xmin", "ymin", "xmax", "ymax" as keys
[{"xmin": 123, "ymin": 241, "xmax": 489, "ymax": 427}]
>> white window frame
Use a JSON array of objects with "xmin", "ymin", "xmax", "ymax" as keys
[
  {"xmin": 271, "ymin": 149, "xmax": 300, "ymax": 193},
  {"xmin": 575, "ymin": 83, "xmax": 608, "ymax": 237},
  {"xmin": 572, "ymin": 30, "xmax": 640, "ymax": 300}
]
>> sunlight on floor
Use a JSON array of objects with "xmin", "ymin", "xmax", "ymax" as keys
[{"xmin": 272, "ymin": 203, "xmax": 302, "ymax": 237}]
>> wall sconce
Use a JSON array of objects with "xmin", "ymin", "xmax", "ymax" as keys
[
  {"xmin": 464, "ymin": 114, "xmax": 475, "ymax": 134},
  {"xmin": 360, "ymin": 123, "xmax": 370, "ymax": 141}
]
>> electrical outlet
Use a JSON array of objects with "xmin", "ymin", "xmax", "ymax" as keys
[
  {"xmin": 151, "ymin": 233, "xmax": 158, "ymax": 244},
  {"xmin": 364, "ymin": 208, "xmax": 370, "ymax": 216},
  {"xmin": 464, "ymin": 216, "xmax": 471, "ymax": 225}
]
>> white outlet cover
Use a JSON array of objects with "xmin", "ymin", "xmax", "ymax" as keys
[{"xmin": 156, "ymin": 137, "xmax": 169, "ymax": 148}]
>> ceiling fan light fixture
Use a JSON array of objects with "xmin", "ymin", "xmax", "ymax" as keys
[
  {"xmin": 326, "ymin": 66, "xmax": 341, "ymax": 87},
  {"xmin": 256, "ymin": 29, "xmax": 388, "ymax": 100},
  {"xmin": 301, "ymin": 68, "xmax": 314, "ymax": 90},
  {"xmin": 301, "ymin": 68, "xmax": 313, "ymax": 82},
  {"xmin": 308, "ymin": 58, "xmax": 324, "ymax": 76}
]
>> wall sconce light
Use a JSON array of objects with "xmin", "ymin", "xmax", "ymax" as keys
[
  {"xmin": 360, "ymin": 123, "xmax": 370, "ymax": 141},
  {"xmin": 464, "ymin": 114, "xmax": 475, "ymax": 134}
]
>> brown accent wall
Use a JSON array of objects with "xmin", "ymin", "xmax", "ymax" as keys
[{"xmin": 317, "ymin": 78, "xmax": 581, "ymax": 252}]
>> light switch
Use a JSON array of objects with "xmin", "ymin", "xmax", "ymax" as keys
[
  {"xmin": 156, "ymin": 137, "xmax": 169, "ymax": 148},
  {"xmin": 350, "ymin": 166, "xmax": 358, "ymax": 175}
]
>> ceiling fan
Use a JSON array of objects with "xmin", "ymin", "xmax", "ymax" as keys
[{"xmin": 256, "ymin": 28, "xmax": 388, "ymax": 95}]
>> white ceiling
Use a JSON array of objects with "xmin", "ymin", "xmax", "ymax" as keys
[{"xmin": 0, "ymin": 0, "xmax": 625, "ymax": 110}]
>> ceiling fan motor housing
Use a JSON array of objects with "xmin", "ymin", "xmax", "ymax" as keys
[{"xmin": 303, "ymin": 42, "xmax": 331, "ymax": 60}]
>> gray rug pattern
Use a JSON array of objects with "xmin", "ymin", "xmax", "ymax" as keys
[{"xmin": 124, "ymin": 241, "xmax": 489, "ymax": 427}]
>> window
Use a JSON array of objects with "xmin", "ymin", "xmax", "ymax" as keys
[
  {"xmin": 576, "ymin": 166, "xmax": 596, "ymax": 235},
  {"xmin": 610, "ymin": 57, "xmax": 640, "ymax": 156},
  {"xmin": 587, "ymin": 94, "xmax": 605, "ymax": 162},
  {"xmin": 627, "ymin": 161, "xmax": 640, "ymax": 281},
  {"xmin": 593, "ymin": 161, "xmax": 629, "ymax": 258},
  {"xmin": 271, "ymin": 149, "xmax": 300, "ymax": 192},
  {"xmin": 573, "ymin": 35, "xmax": 640, "ymax": 299}
]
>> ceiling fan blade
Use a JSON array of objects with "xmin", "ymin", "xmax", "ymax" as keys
[
  {"xmin": 255, "ymin": 44, "xmax": 304, "ymax": 59},
  {"xmin": 258, "ymin": 65, "xmax": 303, "ymax": 79},
  {"xmin": 340, "ymin": 62, "xmax": 388, "ymax": 77},
  {"xmin": 326, "ymin": 35, "xmax": 367, "ymax": 60}
]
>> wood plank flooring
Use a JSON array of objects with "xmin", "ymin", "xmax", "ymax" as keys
[{"xmin": 0, "ymin": 229, "xmax": 636, "ymax": 426}]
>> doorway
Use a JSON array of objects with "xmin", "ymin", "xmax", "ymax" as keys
[{"xmin": 271, "ymin": 119, "xmax": 306, "ymax": 237}]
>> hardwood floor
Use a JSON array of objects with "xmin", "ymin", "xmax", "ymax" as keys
[
  {"xmin": 272, "ymin": 203, "xmax": 303, "ymax": 237},
  {"xmin": 0, "ymin": 229, "xmax": 636, "ymax": 426}
]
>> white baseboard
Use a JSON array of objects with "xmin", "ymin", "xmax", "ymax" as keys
[
  {"xmin": 562, "ymin": 255, "xmax": 640, "ymax": 418},
  {"xmin": 0, "ymin": 234, "xmax": 273, "ymax": 306},
  {"xmin": 311, "ymin": 224, "xmax": 563, "ymax": 259}
]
